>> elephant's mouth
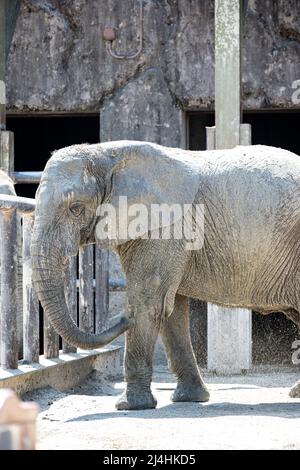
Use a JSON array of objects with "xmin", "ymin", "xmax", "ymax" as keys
[
  {"xmin": 82, "ymin": 217, "xmax": 97, "ymax": 245},
  {"xmin": 85, "ymin": 231, "xmax": 95, "ymax": 245}
]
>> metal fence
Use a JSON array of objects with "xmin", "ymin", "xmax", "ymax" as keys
[{"xmin": 0, "ymin": 190, "xmax": 110, "ymax": 370}]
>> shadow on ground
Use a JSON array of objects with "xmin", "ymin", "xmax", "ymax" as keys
[{"xmin": 67, "ymin": 400, "xmax": 300, "ymax": 423}]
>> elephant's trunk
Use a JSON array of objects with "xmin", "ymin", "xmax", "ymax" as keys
[{"xmin": 31, "ymin": 242, "xmax": 131, "ymax": 349}]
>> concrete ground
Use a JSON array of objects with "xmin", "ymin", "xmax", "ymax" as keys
[{"xmin": 24, "ymin": 365, "xmax": 300, "ymax": 450}]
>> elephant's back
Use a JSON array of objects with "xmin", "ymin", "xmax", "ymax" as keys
[
  {"xmin": 192, "ymin": 145, "xmax": 300, "ymax": 306},
  {"xmin": 198, "ymin": 145, "xmax": 300, "ymax": 223},
  {"xmin": 204, "ymin": 144, "xmax": 300, "ymax": 181}
]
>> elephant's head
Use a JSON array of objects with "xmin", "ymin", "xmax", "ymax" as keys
[{"xmin": 31, "ymin": 141, "xmax": 200, "ymax": 349}]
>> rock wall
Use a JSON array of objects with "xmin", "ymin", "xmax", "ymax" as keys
[{"xmin": 6, "ymin": 0, "xmax": 300, "ymax": 114}]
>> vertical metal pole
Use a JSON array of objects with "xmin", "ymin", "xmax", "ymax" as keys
[
  {"xmin": 0, "ymin": 208, "xmax": 18, "ymax": 369},
  {"xmin": 23, "ymin": 214, "xmax": 40, "ymax": 363},
  {"xmin": 206, "ymin": 0, "xmax": 252, "ymax": 374}
]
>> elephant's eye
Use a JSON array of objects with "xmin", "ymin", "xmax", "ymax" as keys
[{"xmin": 69, "ymin": 202, "xmax": 85, "ymax": 217}]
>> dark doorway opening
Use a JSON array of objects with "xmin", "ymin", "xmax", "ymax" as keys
[
  {"xmin": 7, "ymin": 114, "xmax": 100, "ymax": 198},
  {"xmin": 188, "ymin": 111, "xmax": 300, "ymax": 366}
]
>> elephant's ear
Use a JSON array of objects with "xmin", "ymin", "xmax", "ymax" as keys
[{"xmin": 105, "ymin": 145, "xmax": 201, "ymax": 241}]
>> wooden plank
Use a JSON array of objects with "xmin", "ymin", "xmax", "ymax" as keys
[
  {"xmin": 95, "ymin": 247, "xmax": 109, "ymax": 333},
  {"xmin": 22, "ymin": 214, "xmax": 39, "ymax": 363},
  {"xmin": 0, "ymin": 209, "xmax": 18, "ymax": 369},
  {"xmin": 43, "ymin": 315, "xmax": 59, "ymax": 359},
  {"xmin": 79, "ymin": 246, "xmax": 94, "ymax": 333},
  {"xmin": 63, "ymin": 256, "xmax": 77, "ymax": 353},
  {"xmin": 0, "ymin": 131, "xmax": 14, "ymax": 175},
  {"xmin": 0, "ymin": 0, "xmax": 5, "ymax": 130}
]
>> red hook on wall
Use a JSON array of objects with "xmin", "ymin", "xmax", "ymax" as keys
[{"xmin": 103, "ymin": 0, "xmax": 143, "ymax": 60}]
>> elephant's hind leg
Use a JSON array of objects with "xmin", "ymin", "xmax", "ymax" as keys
[
  {"xmin": 160, "ymin": 294, "xmax": 210, "ymax": 403},
  {"xmin": 283, "ymin": 308, "xmax": 300, "ymax": 398}
]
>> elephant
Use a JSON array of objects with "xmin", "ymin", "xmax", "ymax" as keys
[
  {"xmin": 31, "ymin": 141, "xmax": 300, "ymax": 409},
  {"xmin": 0, "ymin": 170, "xmax": 23, "ymax": 357}
]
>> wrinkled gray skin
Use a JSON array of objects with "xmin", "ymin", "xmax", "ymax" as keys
[
  {"xmin": 31, "ymin": 141, "xmax": 300, "ymax": 409},
  {"xmin": 0, "ymin": 170, "xmax": 23, "ymax": 357}
]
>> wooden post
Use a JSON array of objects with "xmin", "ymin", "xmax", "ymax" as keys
[
  {"xmin": 0, "ymin": 131, "xmax": 14, "ymax": 175},
  {"xmin": 79, "ymin": 246, "xmax": 94, "ymax": 334},
  {"xmin": 0, "ymin": 208, "xmax": 18, "ymax": 369},
  {"xmin": 63, "ymin": 256, "xmax": 77, "ymax": 353},
  {"xmin": 95, "ymin": 247, "xmax": 109, "ymax": 333},
  {"xmin": 0, "ymin": 0, "xmax": 6, "ymax": 130},
  {"xmin": 43, "ymin": 317, "xmax": 59, "ymax": 359},
  {"xmin": 206, "ymin": 0, "xmax": 252, "ymax": 374},
  {"xmin": 22, "ymin": 214, "xmax": 39, "ymax": 363}
]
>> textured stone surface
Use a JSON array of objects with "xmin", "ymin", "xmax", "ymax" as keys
[
  {"xmin": 5, "ymin": 0, "xmax": 300, "ymax": 112},
  {"xmin": 100, "ymin": 67, "xmax": 182, "ymax": 145}
]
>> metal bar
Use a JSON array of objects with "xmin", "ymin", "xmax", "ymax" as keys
[
  {"xmin": 22, "ymin": 214, "xmax": 39, "ymax": 363},
  {"xmin": 63, "ymin": 256, "xmax": 77, "ymax": 353},
  {"xmin": 95, "ymin": 247, "xmax": 109, "ymax": 333},
  {"xmin": 79, "ymin": 246, "xmax": 94, "ymax": 333},
  {"xmin": 13, "ymin": 172, "xmax": 42, "ymax": 185},
  {"xmin": 0, "ymin": 208, "xmax": 18, "ymax": 369}
]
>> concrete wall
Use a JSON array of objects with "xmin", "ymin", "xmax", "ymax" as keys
[{"xmin": 6, "ymin": 0, "xmax": 300, "ymax": 113}]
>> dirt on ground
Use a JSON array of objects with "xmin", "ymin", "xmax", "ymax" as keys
[{"xmin": 24, "ymin": 366, "xmax": 300, "ymax": 450}]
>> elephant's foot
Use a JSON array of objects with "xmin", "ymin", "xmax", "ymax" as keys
[
  {"xmin": 289, "ymin": 380, "xmax": 300, "ymax": 398},
  {"xmin": 116, "ymin": 389, "xmax": 157, "ymax": 410},
  {"xmin": 172, "ymin": 381, "xmax": 210, "ymax": 403}
]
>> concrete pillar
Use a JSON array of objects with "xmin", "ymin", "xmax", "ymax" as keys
[{"xmin": 206, "ymin": 0, "xmax": 252, "ymax": 374}]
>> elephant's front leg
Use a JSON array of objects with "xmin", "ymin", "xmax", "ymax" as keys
[
  {"xmin": 116, "ymin": 305, "xmax": 159, "ymax": 410},
  {"xmin": 160, "ymin": 294, "xmax": 210, "ymax": 403}
]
